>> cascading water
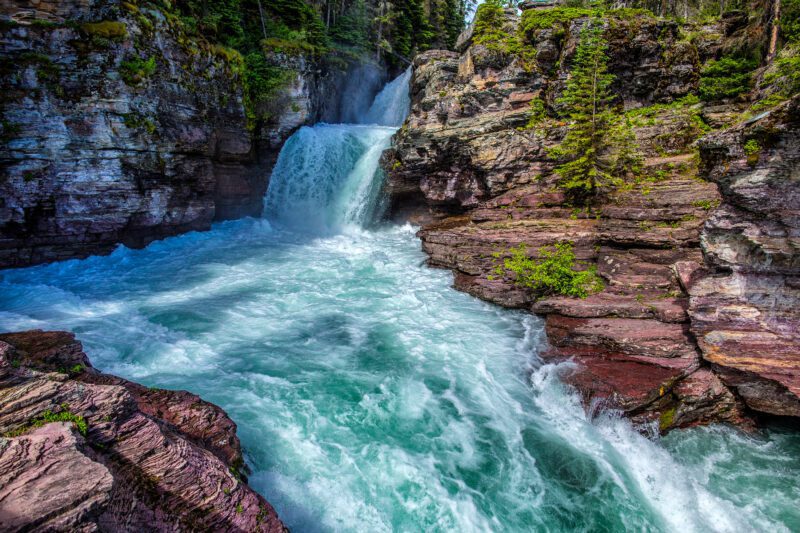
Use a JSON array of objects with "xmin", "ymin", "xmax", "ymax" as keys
[{"xmin": 1, "ymin": 71, "xmax": 798, "ymax": 532}]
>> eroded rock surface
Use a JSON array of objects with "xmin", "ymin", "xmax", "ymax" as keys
[
  {"xmin": 691, "ymin": 96, "xmax": 800, "ymax": 417},
  {"xmin": 0, "ymin": 330, "xmax": 286, "ymax": 532},
  {"xmin": 385, "ymin": 10, "xmax": 759, "ymax": 431}
]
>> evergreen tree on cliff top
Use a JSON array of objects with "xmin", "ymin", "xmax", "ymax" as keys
[{"xmin": 550, "ymin": 23, "xmax": 639, "ymax": 199}]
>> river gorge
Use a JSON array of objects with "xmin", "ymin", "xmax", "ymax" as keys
[{"xmin": 2, "ymin": 69, "xmax": 798, "ymax": 531}]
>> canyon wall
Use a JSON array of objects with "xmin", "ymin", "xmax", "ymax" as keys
[
  {"xmin": 690, "ymin": 97, "xmax": 800, "ymax": 417},
  {"xmin": 0, "ymin": 330, "xmax": 285, "ymax": 531},
  {"xmin": 384, "ymin": 8, "xmax": 799, "ymax": 430},
  {"xmin": 0, "ymin": 0, "xmax": 382, "ymax": 268}
]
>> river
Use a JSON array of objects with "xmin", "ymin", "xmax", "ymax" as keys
[{"xmin": 1, "ymin": 70, "xmax": 798, "ymax": 532}]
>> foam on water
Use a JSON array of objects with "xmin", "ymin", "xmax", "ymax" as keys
[{"xmin": 1, "ymin": 70, "xmax": 798, "ymax": 532}]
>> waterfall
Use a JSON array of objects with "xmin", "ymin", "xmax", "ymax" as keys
[
  {"xmin": 264, "ymin": 68, "xmax": 411, "ymax": 233},
  {"xmin": 359, "ymin": 67, "xmax": 412, "ymax": 127}
]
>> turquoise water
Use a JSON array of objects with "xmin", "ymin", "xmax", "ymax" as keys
[{"xmin": 1, "ymin": 72, "xmax": 799, "ymax": 532}]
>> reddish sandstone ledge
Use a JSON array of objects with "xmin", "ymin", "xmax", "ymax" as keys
[{"xmin": 0, "ymin": 330, "xmax": 286, "ymax": 532}]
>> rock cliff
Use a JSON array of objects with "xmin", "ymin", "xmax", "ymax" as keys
[
  {"xmin": 690, "ymin": 96, "xmax": 800, "ymax": 417},
  {"xmin": 0, "ymin": 0, "xmax": 382, "ymax": 268},
  {"xmin": 0, "ymin": 329, "xmax": 286, "ymax": 532},
  {"xmin": 384, "ymin": 8, "xmax": 799, "ymax": 431}
]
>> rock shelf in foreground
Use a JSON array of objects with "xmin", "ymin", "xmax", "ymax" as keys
[{"xmin": 0, "ymin": 330, "xmax": 286, "ymax": 532}]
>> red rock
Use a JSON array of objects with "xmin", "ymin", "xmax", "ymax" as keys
[
  {"xmin": 385, "ymin": 12, "xmax": 754, "ymax": 433},
  {"xmin": 0, "ymin": 331, "xmax": 286, "ymax": 532},
  {"xmin": 691, "ymin": 96, "xmax": 800, "ymax": 417}
]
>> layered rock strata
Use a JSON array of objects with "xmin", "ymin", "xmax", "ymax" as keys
[
  {"xmin": 690, "ymin": 96, "xmax": 800, "ymax": 417},
  {"xmin": 383, "ymin": 11, "xmax": 765, "ymax": 431},
  {"xmin": 0, "ymin": 329, "xmax": 286, "ymax": 532},
  {"xmin": 0, "ymin": 0, "xmax": 381, "ymax": 268}
]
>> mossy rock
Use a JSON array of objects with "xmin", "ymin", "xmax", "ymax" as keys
[{"xmin": 81, "ymin": 21, "xmax": 128, "ymax": 42}]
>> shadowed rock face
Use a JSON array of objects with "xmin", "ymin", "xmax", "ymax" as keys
[
  {"xmin": 691, "ymin": 96, "xmax": 800, "ymax": 417},
  {"xmin": 0, "ymin": 330, "xmax": 286, "ymax": 532},
  {"xmin": 0, "ymin": 0, "xmax": 376, "ymax": 269},
  {"xmin": 383, "ymin": 11, "xmax": 763, "ymax": 432}
]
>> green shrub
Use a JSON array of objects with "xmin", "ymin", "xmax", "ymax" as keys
[
  {"xmin": 523, "ymin": 97, "xmax": 548, "ymax": 130},
  {"xmin": 698, "ymin": 57, "xmax": 756, "ymax": 101},
  {"xmin": 520, "ymin": 7, "xmax": 599, "ymax": 34},
  {"xmin": 474, "ymin": 0, "xmax": 508, "ymax": 46},
  {"xmin": 781, "ymin": 0, "xmax": 800, "ymax": 43},
  {"xmin": 743, "ymin": 139, "xmax": 760, "ymax": 156},
  {"xmin": 242, "ymin": 52, "xmax": 294, "ymax": 124},
  {"xmin": 763, "ymin": 46, "xmax": 800, "ymax": 98},
  {"xmin": 492, "ymin": 242, "xmax": 604, "ymax": 299},
  {"xmin": 123, "ymin": 112, "xmax": 157, "ymax": 134},
  {"xmin": 119, "ymin": 56, "xmax": 157, "ymax": 86}
]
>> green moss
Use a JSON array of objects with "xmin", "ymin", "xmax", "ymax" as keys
[
  {"xmin": 123, "ymin": 112, "xmax": 157, "ymax": 134},
  {"xmin": 520, "ymin": 7, "xmax": 599, "ymax": 34},
  {"xmin": 29, "ymin": 19, "xmax": 63, "ymax": 29},
  {"xmin": 209, "ymin": 44, "xmax": 243, "ymax": 66},
  {"xmin": 659, "ymin": 406, "xmax": 677, "ymax": 431},
  {"xmin": 692, "ymin": 199, "xmax": 720, "ymax": 210},
  {"xmin": 763, "ymin": 45, "xmax": 800, "ymax": 99},
  {"xmin": 492, "ymin": 242, "xmax": 604, "ymax": 300},
  {"xmin": 80, "ymin": 21, "xmax": 128, "ymax": 42},
  {"xmin": 749, "ymin": 93, "xmax": 787, "ymax": 113},
  {"xmin": 3, "ymin": 405, "xmax": 88, "ymax": 438}
]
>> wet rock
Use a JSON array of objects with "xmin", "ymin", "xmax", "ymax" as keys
[{"xmin": 0, "ymin": 330, "xmax": 286, "ymax": 532}]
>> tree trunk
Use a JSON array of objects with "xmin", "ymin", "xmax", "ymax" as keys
[
  {"xmin": 767, "ymin": 0, "xmax": 781, "ymax": 63},
  {"xmin": 256, "ymin": 0, "xmax": 267, "ymax": 40}
]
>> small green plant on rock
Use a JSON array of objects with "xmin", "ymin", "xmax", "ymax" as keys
[
  {"xmin": 492, "ymin": 242, "xmax": 604, "ymax": 299},
  {"xmin": 743, "ymin": 139, "xmax": 761, "ymax": 166},
  {"xmin": 122, "ymin": 112, "xmax": 157, "ymax": 135},
  {"xmin": 119, "ymin": 56, "xmax": 157, "ymax": 86},
  {"xmin": 2, "ymin": 404, "xmax": 88, "ymax": 438}
]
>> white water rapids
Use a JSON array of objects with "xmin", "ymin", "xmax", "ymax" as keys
[{"xmin": 0, "ymin": 69, "xmax": 797, "ymax": 532}]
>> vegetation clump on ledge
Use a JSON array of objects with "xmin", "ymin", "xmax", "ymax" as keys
[
  {"xmin": 492, "ymin": 242, "xmax": 604, "ymax": 299},
  {"xmin": 2, "ymin": 404, "xmax": 88, "ymax": 438}
]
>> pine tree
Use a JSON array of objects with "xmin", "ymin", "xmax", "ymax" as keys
[{"xmin": 549, "ymin": 22, "xmax": 639, "ymax": 199}]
